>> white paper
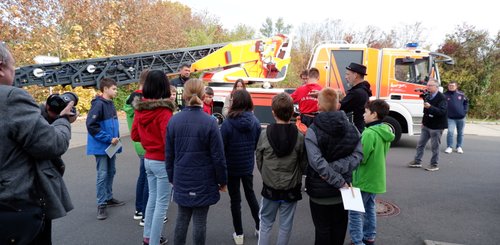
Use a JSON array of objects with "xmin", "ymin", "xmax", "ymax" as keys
[
  {"xmin": 340, "ymin": 187, "xmax": 365, "ymax": 213},
  {"xmin": 105, "ymin": 140, "xmax": 122, "ymax": 158}
]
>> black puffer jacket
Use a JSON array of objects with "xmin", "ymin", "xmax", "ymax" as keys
[{"xmin": 305, "ymin": 111, "xmax": 361, "ymax": 198}]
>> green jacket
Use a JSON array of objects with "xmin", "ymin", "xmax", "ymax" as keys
[
  {"xmin": 123, "ymin": 92, "xmax": 145, "ymax": 156},
  {"xmin": 353, "ymin": 123, "xmax": 394, "ymax": 194}
]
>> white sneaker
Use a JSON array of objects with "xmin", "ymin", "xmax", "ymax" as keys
[
  {"xmin": 445, "ymin": 147, "xmax": 452, "ymax": 154},
  {"xmin": 254, "ymin": 229, "xmax": 259, "ymax": 237},
  {"xmin": 457, "ymin": 147, "xmax": 464, "ymax": 154},
  {"xmin": 232, "ymin": 232, "xmax": 244, "ymax": 245}
]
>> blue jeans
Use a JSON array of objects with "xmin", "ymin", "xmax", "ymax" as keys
[
  {"xmin": 135, "ymin": 156, "xmax": 149, "ymax": 214},
  {"xmin": 143, "ymin": 159, "xmax": 172, "ymax": 245},
  {"xmin": 95, "ymin": 155, "xmax": 116, "ymax": 205},
  {"xmin": 447, "ymin": 118, "xmax": 465, "ymax": 148},
  {"xmin": 348, "ymin": 192, "xmax": 377, "ymax": 245},
  {"xmin": 415, "ymin": 126, "xmax": 443, "ymax": 165},
  {"xmin": 258, "ymin": 197, "xmax": 298, "ymax": 245},
  {"xmin": 174, "ymin": 205, "xmax": 210, "ymax": 245}
]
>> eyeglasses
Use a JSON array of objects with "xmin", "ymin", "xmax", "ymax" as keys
[{"xmin": 427, "ymin": 84, "xmax": 437, "ymax": 87}]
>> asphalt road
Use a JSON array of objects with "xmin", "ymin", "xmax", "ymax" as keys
[{"xmin": 53, "ymin": 134, "xmax": 500, "ymax": 245}]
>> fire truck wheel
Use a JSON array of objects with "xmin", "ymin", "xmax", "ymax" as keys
[{"xmin": 383, "ymin": 116, "xmax": 401, "ymax": 146}]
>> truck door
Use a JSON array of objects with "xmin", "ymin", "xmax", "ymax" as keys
[{"xmin": 328, "ymin": 50, "xmax": 363, "ymax": 92}]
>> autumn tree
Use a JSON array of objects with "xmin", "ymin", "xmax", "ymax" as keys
[{"xmin": 437, "ymin": 24, "xmax": 499, "ymax": 119}]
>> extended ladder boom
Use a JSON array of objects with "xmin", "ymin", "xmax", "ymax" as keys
[{"xmin": 14, "ymin": 43, "xmax": 225, "ymax": 88}]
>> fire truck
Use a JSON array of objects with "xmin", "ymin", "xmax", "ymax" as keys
[{"xmin": 14, "ymin": 34, "xmax": 453, "ymax": 144}]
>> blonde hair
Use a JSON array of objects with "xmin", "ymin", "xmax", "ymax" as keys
[
  {"xmin": 183, "ymin": 78, "xmax": 204, "ymax": 106},
  {"xmin": 318, "ymin": 88, "xmax": 339, "ymax": 112}
]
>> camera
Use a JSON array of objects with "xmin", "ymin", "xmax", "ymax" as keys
[
  {"xmin": 415, "ymin": 88, "xmax": 431, "ymax": 102},
  {"xmin": 46, "ymin": 92, "xmax": 79, "ymax": 114}
]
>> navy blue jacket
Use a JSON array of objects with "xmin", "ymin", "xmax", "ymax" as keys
[
  {"xmin": 220, "ymin": 111, "xmax": 261, "ymax": 177},
  {"xmin": 86, "ymin": 96, "xmax": 121, "ymax": 155},
  {"xmin": 166, "ymin": 106, "xmax": 227, "ymax": 207},
  {"xmin": 444, "ymin": 90, "xmax": 468, "ymax": 119}
]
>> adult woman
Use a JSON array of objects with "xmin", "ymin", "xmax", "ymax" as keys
[
  {"xmin": 131, "ymin": 70, "xmax": 175, "ymax": 245},
  {"xmin": 220, "ymin": 89, "xmax": 261, "ymax": 244},
  {"xmin": 166, "ymin": 79, "xmax": 227, "ymax": 245},
  {"xmin": 222, "ymin": 79, "xmax": 246, "ymax": 117}
]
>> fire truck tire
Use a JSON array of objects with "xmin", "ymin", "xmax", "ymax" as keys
[{"xmin": 383, "ymin": 115, "xmax": 401, "ymax": 146}]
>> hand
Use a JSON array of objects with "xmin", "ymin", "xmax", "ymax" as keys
[
  {"xmin": 424, "ymin": 102, "xmax": 431, "ymax": 108},
  {"xmin": 340, "ymin": 183, "xmax": 349, "ymax": 189},
  {"xmin": 219, "ymin": 184, "xmax": 227, "ymax": 192},
  {"xmin": 59, "ymin": 101, "xmax": 78, "ymax": 123},
  {"xmin": 111, "ymin": 137, "xmax": 119, "ymax": 145}
]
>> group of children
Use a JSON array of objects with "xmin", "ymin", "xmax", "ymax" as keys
[{"xmin": 86, "ymin": 69, "xmax": 394, "ymax": 245}]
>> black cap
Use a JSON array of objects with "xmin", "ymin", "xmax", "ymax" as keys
[{"xmin": 346, "ymin": 62, "xmax": 367, "ymax": 76}]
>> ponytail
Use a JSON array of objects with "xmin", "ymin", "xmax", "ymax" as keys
[{"xmin": 183, "ymin": 78, "xmax": 204, "ymax": 106}]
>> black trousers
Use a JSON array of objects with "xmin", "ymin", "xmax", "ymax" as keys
[
  {"xmin": 227, "ymin": 175, "xmax": 260, "ymax": 235},
  {"xmin": 309, "ymin": 199, "xmax": 348, "ymax": 245}
]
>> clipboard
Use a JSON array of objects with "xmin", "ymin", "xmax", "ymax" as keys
[
  {"xmin": 340, "ymin": 187, "xmax": 365, "ymax": 213},
  {"xmin": 105, "ymin": 140, "xmax": 122, "ymax": 158}
]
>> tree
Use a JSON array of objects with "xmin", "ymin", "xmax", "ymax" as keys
[
  {"xmin": 259, "ymin": 17, "xmax": 292, "ymax": 37},
  {"xmin": 437, "ymin": 24, "xmax": 499, "ymax": 119}
]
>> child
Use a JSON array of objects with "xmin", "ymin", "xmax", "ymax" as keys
[
  {"xmin": 131, "ymin": 70, "xmax": 175, "ymax": 245},
  {"xmin": 86, "ymin": 78, "xmax": 124, "ymax": 220},
  {"xmin": 166, "ymin": 79, "xmax": 227, "ymax": 245},
  {"xmin": 123, "ymin": 69, "xmax": 149, "ymax": 225},
  {"xmin": 349, "ymin": 99, "xmax": 394, "ymax": 245},
  {"xmin": 304, "ymin": 87, "xmax": 363, "ymax": 245},
  {"xmin": 203, "ymin": 86, "xmax": 214, "ymax": 115},
  {"xmin": 256, "ymin": 92, "xmax": 307, "ymax": 245},
  {"xmin": 220, "ymin": 90, "xmax": 261, "ymax": 245}
]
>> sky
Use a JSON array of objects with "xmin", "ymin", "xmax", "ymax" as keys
[{"xmin": 174, "ymin": 0, "xmax": 498, "ymax": 49}]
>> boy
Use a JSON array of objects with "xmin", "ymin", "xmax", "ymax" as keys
[
  {"xmin": 349, "ymin": 99, "xmax": 394, "ymax": 245},
  {"xmin": 86, "ymin": 78, "xmax": 124, "ymax": 220},
  {"xmin": 256, "ymin": 92, "xmax": 307, "ymax": 245},
  {"xmin": 305, "ymin": 88, "xmax": 363, "ymax": 245},
  {"xmin": 203, "ymin": 86, "xmax": 214, "ymax": 115},
  {"xmin": 290, "ymin": 68, "xmax": 323, "ymax": 127}
]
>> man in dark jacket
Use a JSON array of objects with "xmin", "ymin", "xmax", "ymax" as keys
[
  {"xmin": 0, "ymin": 43, "xmax": 76, "ymax": 244},
  {"xmin": 340, "ymin": 62, "xmax": 373, "ymax": 133},
  {"xmin": 170, "ymin": 64, "xmax": 191, "ymax": 109},
  {"xmin": 408, "ymin": 79, "xmax": 448, "ymax": 171},
  {"xmin": 444, "ymin": 81, "xmax": 468, "ymax": 154}
]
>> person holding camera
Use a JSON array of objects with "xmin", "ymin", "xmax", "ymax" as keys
[
  {"xmin": 408, "ymin": 79, "xmax": 448, "ymax": 171},
  {"xmin": 0, "ymin": 43, "xmax": 76, "ymax": 244}
]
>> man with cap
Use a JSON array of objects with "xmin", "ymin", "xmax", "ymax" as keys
[{"xmin": 340, "ymin": 62, "xmax": 373, "ymax": 133}]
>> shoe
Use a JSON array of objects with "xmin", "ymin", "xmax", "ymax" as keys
[
  {"xmin": 232, "ymin": 232, "xmax": 244, "ymax": 245},
  {"xmin": 425, "ymin": 164, "xmax": 439, "ymax": 171},
  {"xmin": 106, "ymin": 198, "xmax": 125, "ymax": 207},
  {"xmin": 408, "ymin": 160, "xmax": 422, "ymax": 168},
  {"xmin": 163, "ymin": 216, "xmax": 168, "ymax": 224},
  {"xmin": 254, "ymin": 229, "xmax": 259, "ymax": 237},
  {"xmin": 139, "ymin": 218, "xmax": 144, "ymax": 227},
  {"xmin": 160, "ymin": 236, "xmax": 168, "ymax": 244},
  {"xmin": 97, "ymin": 205, "xmax": 107, "ymax": 220},
  {"xmin": 445, "ymin": 147, "xmax": 452, "ymax": 154},
  {"xmin": 457, "ymin": 147, "xmax": 464, "ymax": 154},
  {"xmin": 362, "ymin": 239, "xmax": 375, "ymax": 245},
  {"xmin": 134, "ymin": 211, "xmax": 143, "ymax": 220}
]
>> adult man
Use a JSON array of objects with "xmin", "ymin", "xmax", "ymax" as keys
[
  {"xmin": 340, "ymin": 62, "xmax": 372, "ymax": 133},
  {"xmin": 0, "ymin": 43, "xmax": 76, "ymax": 243},
  {"xmin": 170, "ymin": 64, "xmax": 191, "ymax": 108},
  {"xmin": 444, "ymin": 81, "xmax": 468, "ymax": 154},
  {"xmin": 408, "ymin": 79, "xmax": 448, "ymax": 171},
  {"xmin": 290, "ymin": 68, "xmax": 323, "ymax": 127}
]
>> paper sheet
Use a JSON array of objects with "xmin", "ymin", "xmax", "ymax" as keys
[
  {"xmin": 340, "ymin": 187, "xmax": 365, "ymax": 213},
  {"xmin": 105, "ymin": 140, "xmax": 122, "ymax": 158}
]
